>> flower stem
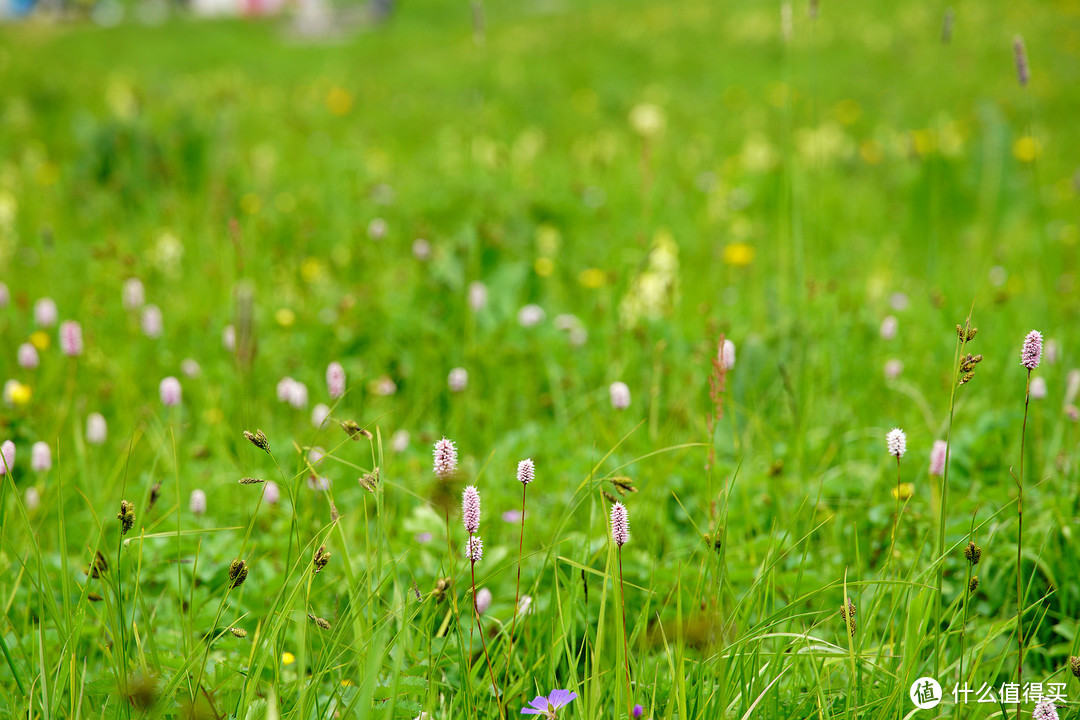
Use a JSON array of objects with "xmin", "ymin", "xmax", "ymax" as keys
[
  {"xmin": 618, "ymin": 547, "xmax": 632, "ymax": 719},
  {"xmin": 1016, "ymin": 371, "xmax": 1031, "ymax": 720},
  {"xmin": 472, "ymin": 557, "xmax": 503, "ymax": 720},
  {"xmin": 505, "ymin": 485, "xmax": 527, "ymax": 682}
]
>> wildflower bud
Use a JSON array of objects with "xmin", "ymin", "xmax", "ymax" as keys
[
  {"xmin": 159, "ymin": 376, "xmax": 182, "ymax": 407},
  {"xmin": 31, "ymin": 442, "xmax": 52, "ymax": 473},
  {"xmin": 239, "ymin": 477, "xmax": 264, "ymax": 485},
  {"xmin": 90, "ymin": 550, "xmax": 108, "ymax": 579},
  {"xmin": 968, "ymin": 575, "xmax": 979, "ymax": 593},
  {"xmin": 886, "ymin": 428, "xmax": 906, "ymax": 458},
  {"xmin": 840, "ymin": 597, "xmax": 857, "ymax": 637},
  {"xmin": 35, "ymin": 298, "xmax": 58, "ymax": 327},
  {"xmin": 60, "ymin": 320, "xmax": 83, "ymax": 357},
  {"xmin": 609, "ymin": 381, "xmax": 631, "ymax": 410},
  {"xmin": 517, "ymin": 458, "xmax": 535, "ymax": 485},
  {"xmin": 243, "ymin": 429, "xmax": 270, "ymax": 454},
  {"xmin": 610, "ymin": 502, "xmax": 630, "ymax": 547},
  {"xmin": 228, "ymin": 559, "xmax": 249, "ymax": 589},
  {"xmin": 929, "ymin": 440, "xmax": 947, "ymax": 477},
  {"xmin": 118, "ymin": 500, "xmax": 135, "ymax": 535},
  {"xmin": 448, "ymin": 367, "xmax": 468, "ymax": 393},
  {"xmin": 964, "ymin": 541, "xmax": 982, "ymax": 565},
  {"xmin": 1069, "ymin": 656, "xmax": 1080, "ymax": 679},
  {"xmin": 433, "ymin": 437, "xmax": 458, "ymax": 479},
  {"xmin": 123, "ymin": 278, "xmax": 144, "ymax": 310},
  {"xmin": 465, "ymin": 536, "xmax": 484, "ymax": 563},
  {"xmin": 313, "ymin": 545, "xmax": 331, "ymax": 573},
  {"xmin": 326, "ymin": 361, "xmax": 346, "ymax": 399},
  {"xmin": 475, "ymin": 587, "xmax": 492, "ymax": 615},
  {"xmin": 1021, "ymin": 330, "xmax": 1043, "ymax": 370},
  {"xmin": 189, "ymin": 489, "xmax": 207, "ymax": 515},
  {"xmin": 18, "ymin": 343, "xmax": 39, "ymax": 369},
  {"xmin": 140, "ymin": 304, "xmax": 163, "ymax": 338},
  {"xmin": 462, "ymin": 486, "xmax": 481, "ymax": 534},
  {"xmin": 229, "ymin": 628, "xmax": 247, "ymax": 638},
  {"xmin": 0, "ymin": 440, "xmax": 13, "ymax": 475}
]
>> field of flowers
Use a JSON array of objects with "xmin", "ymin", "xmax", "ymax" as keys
[{"xmin": 1, "ymin": 0, "xmax": 1079, "ymax": 717}]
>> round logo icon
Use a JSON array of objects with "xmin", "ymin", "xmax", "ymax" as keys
[{"xmin": 910, "ymin": 677, "xmax": 942, "ymax": 709}]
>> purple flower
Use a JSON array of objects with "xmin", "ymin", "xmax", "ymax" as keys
[
  {"xmin": 18, "ymin": 343, "xmax": 39, "ymax": 369},
  {"xmin": 433, "ymin": 437, "xmax": 458, "ymax": 479},
  {"xmin": 474, "ymin": 587, "xmax": 492, "ymax": 615},
  {"xmin": 610, "ymin": 381, "xmax": 631, "ymax": 410},
  {"xmin": 189, "ymin": 489, "xmax": 207, "ymax": 515},
  {"xmin": 448, "ymin": 367, "xmax": 468, "ymax": 393},
  {"xmin": 1021, "ymin": 330, "xmax": 1043, "ymax": 370},
  {"xmin": 929, "ymin": 440, "xmax": 947, "ymax": 477},
  {"xmin": 31, "ymin": 442, "xmax": 51, "ymax": 472},
  {"xmin": 415, "ymin": 532, "xmax": 433, "ymax": 544},
  {"xmin": 0, "ymin": 440, "xmax": 14, "ymax": 475},
  {"xmin": 160, "ymin": 376, "xmax": 182, "ymax": 407},
  {"xmin": 502, "ymin": 510, "xmax": 523, "ymax": 523},
  {"xmin": 326, "ymin": 362, "xmax": 346, "ymax": 399},
  {"xmin": 34, "ymin": 298, "xmax": 57, "ymax": 327},
  {"xmin": 465, "ymin": 536, "xmax": 483, "ymax": 563},
  {"xmin": 517, "ymin": 458, "xmax": 535, "ymax": 485},
  {"xmin": 886, "ymin": 428, "xmax": 906, "ymax": 458},
  {"xmin": 462, "ymin": 485, "xmax": 481, "ymax": 534},
  {"xmin": 141, "ymin": 304, "xmax": 163, "ymax": 338},
  {"xmin": 60, "ymin": 320, "xmax": 83, "ymax": 357},
  {"xmin": 123, "ymin": 278, "xmax": 145, "ymax": 310},
  {"xmin": 610, "ymin": 502, "xmax": 630, "ymax": 547},
  {"xmin": 633, "ymin": 705, "xmax": 644, "ymax": 718},
  {"xmin": 521, "ymin": 689, "xmax": 577, "ymax": 716},
  {"xmin": 1033, "ymin": 700, "xmax": 1058, "ymax": 720}
]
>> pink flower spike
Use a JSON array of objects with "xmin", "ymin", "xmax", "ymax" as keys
[
  {"xmin": 517, "ymin": 458, "xmax": 535, "ymax": 485},
  {"xmin": 610, "ymin": 502, "xmax": 630, "ymax": 547},
  {"xmin": 0, "ymin": 440, "xmax": 14, "ymax": 475},
  {"xmin": 464, "ymin": 536, "xmax": 483, "ymax": 563},
  {"xmin": 123, "ymin": 278, "xmax": 145, "ymax": 310},
  {"xmin": 60, "ymin": 321, "xmax": 83, "ymax": 357},
  {"xmin": 462, "ymin": 485, "xmax": 481, "ymax": 534},
  {"xmin": 263, "ymin": 481, "xmax": 280, "ymax": 504},
  {"xmin": 886, "ymin": 428, "xmax": 906, "ymax": 458},
  {"xmin": 1021, "ymin": 330, "xmax": 1043, "ymax": 370},
  {"xmin": 141, "ymin": 304, "xmax": 163, "ymax": 338},
  {"xmin": 433, "ymin": 437, "xmax": 458, "ymax": 479},
  {"xmin": 929, "ymin": 440, "xmax": 947, "ymax": 477},
  {"xmin": 160, "ymin": 376, "xmax": 182, "ymax": 407},
  {"xmin": 18, "ymin": 343, "xmax": 39, "ymax": 369},
  {"xmin": 326, "ymin": 362, "xmax": 346, "ymax": 399},
  {"xmin": 474, "ymin": 587, "xmax": 491, "ymax": 615},
  {"xmin": 34, "ymin": 298, "xmax": 57, "ymax": 327},
  {"xmin": 31, "ymin": 442, "xmax": 51, "ymax": 472},
  {"xmin": 189, "ymin": 489, "xmax": 207, "ymax": 515}
]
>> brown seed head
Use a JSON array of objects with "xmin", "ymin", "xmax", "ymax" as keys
[
  {"xmin": 228, "ymin": 558, "xmax": 249, "ymax": 589},
  {"xmin": 243, "ymin": 429, "xmax": 270, "ymax": 454},
  {"xmin": 118, "ymin": 500, "xmax": 135, "ymax": 535},
  {"xmin": 313, "ymin": 545, "xmax": 331, "ymax": 573}
]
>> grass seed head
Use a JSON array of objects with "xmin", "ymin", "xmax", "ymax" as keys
[
  {"xmin": 964, "ymin": 541, "xmax": 982, "ymax": 565},
  {"xmin": 118, "ymin": 500, "xmax": 135, "ymax": 535},
  {"xmin": 313, "ymin": 545, "xmax": 331, "ymax": 573},
  {"xmin": 243, "ymin": 429, "xmax": 270, "ymax": 454},
  {"xmin": 228, "ymin": 559, "xmax": 249, "ymax": 589}
]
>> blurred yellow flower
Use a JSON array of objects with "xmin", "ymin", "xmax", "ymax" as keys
[
  {"xmin": 1013, "ymin": 136, "xmax": 1041, "ymax": 163},
  {"xmin": 859, "ymin": 140, "xmax": 884, "ymax": 165},
  {"xmin": 4, "ymin": 380, "xmax": 31, "ymax": 407},
  {"xmin": 535, "ymin": 224, "xmax": 561, "ymax": 256},
  {"xmin": 578, "ymin": 268, "xmax": 606, "ymax": 288},
  {"xmin": 628, "ymin": 103, "xmax": 666, "ymax": 138},
  {"xmin": 282, "ymin": 652, "xmax": 296, "ymax": 665},
  {"xmin": 723, "ymin": 243, "xmax": 755, "ymax": 267},
  {"xmin": 892, "ymin": 482, "xmax": 915, "ymax": 501},
  {"xmin": 534, "ymin": 257, "xmax": 554, "ymax": 277},
  {"xmin": 326, "ymin": 87, "xmax": 353, "ymax": 116},
  {"xmin": 911, "ymin": 129, "xmax": 936, "ymax": 156},
  {"xmin": 301, "ymin": 257, "xmax": 325, "ymax": 284},
  {"xmin": 275, "ymin": 308, "xmax": 296, "ymax": 327},
  {"xmin": 203, "ymin": 408, "xmax": 224, "ymax": 425},
  {"xmin": 30, "ymin": 331, "xmax": 51, "ymax": 351}
]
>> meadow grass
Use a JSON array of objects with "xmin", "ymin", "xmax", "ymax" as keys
[{"xmin": 1, "ymin": 0, "xmax": 1079, "ymax": 717}]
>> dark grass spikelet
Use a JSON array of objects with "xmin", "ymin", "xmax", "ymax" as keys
[
  {"xmin": 1069, "ymin": 656, "xmax": 1080, "ymax": 679},
  {"xmin": 968, "ymin": 575, "xmax": 979, "ymax": 593},
  {"xmin": 840, "ymin": 597, "xmax": 857, "ymax": 637},
  {"xmin": 244, "ymin": 429, "xmax": 270, "ymax": 454},
  {"xmin": 308, "ymin": 614, "xmax": 332, "ymax": 630},
  {"xmin": 87, "ymin": 592, "xmax": 103, "ymax": 602},
  {"xmin": 228, "ymin": 559, "xmax": 249, "ymax": 589},
  {"xmin": 964, "ymin": 541, "xmax": 982, "ymax": 565},
  {"xmin": 1014, "ymin": 35, "xmax": 1029, "ymax": 87},
  {"xmin": 313, "ymin": 545, "xmax": 331, "ymax": 573},
  {"xmin": 601, "ymin": 490, "xmax": 619, "ymax": 504},
  {"xmin": 341, "ymin": 420, "xmax": 372, "ymax": 440},
  {"xmin": 146, "ymin": 481, "xmax": 162, "ymax": 513},
  {"xmin": 90, "ymin": 550, "xmax": 108, "ymax": 579},
  {"xmin": 239, "ymin": 477, "xmax": 264, "ymax": 485},
  {"xmin": 229, "ymin": 627, "xmax": 247, "ymax": 638},
  {"xmin": 941, "ymin": 8, "xmax": 954, "ymax": 43},
  {"xmin": 118, "ymin": 500, "xmax": 135, "ymax": 535},
  {"xmin": 358, "ymin": 468, "xmax": 380, "ymax": 493}
]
